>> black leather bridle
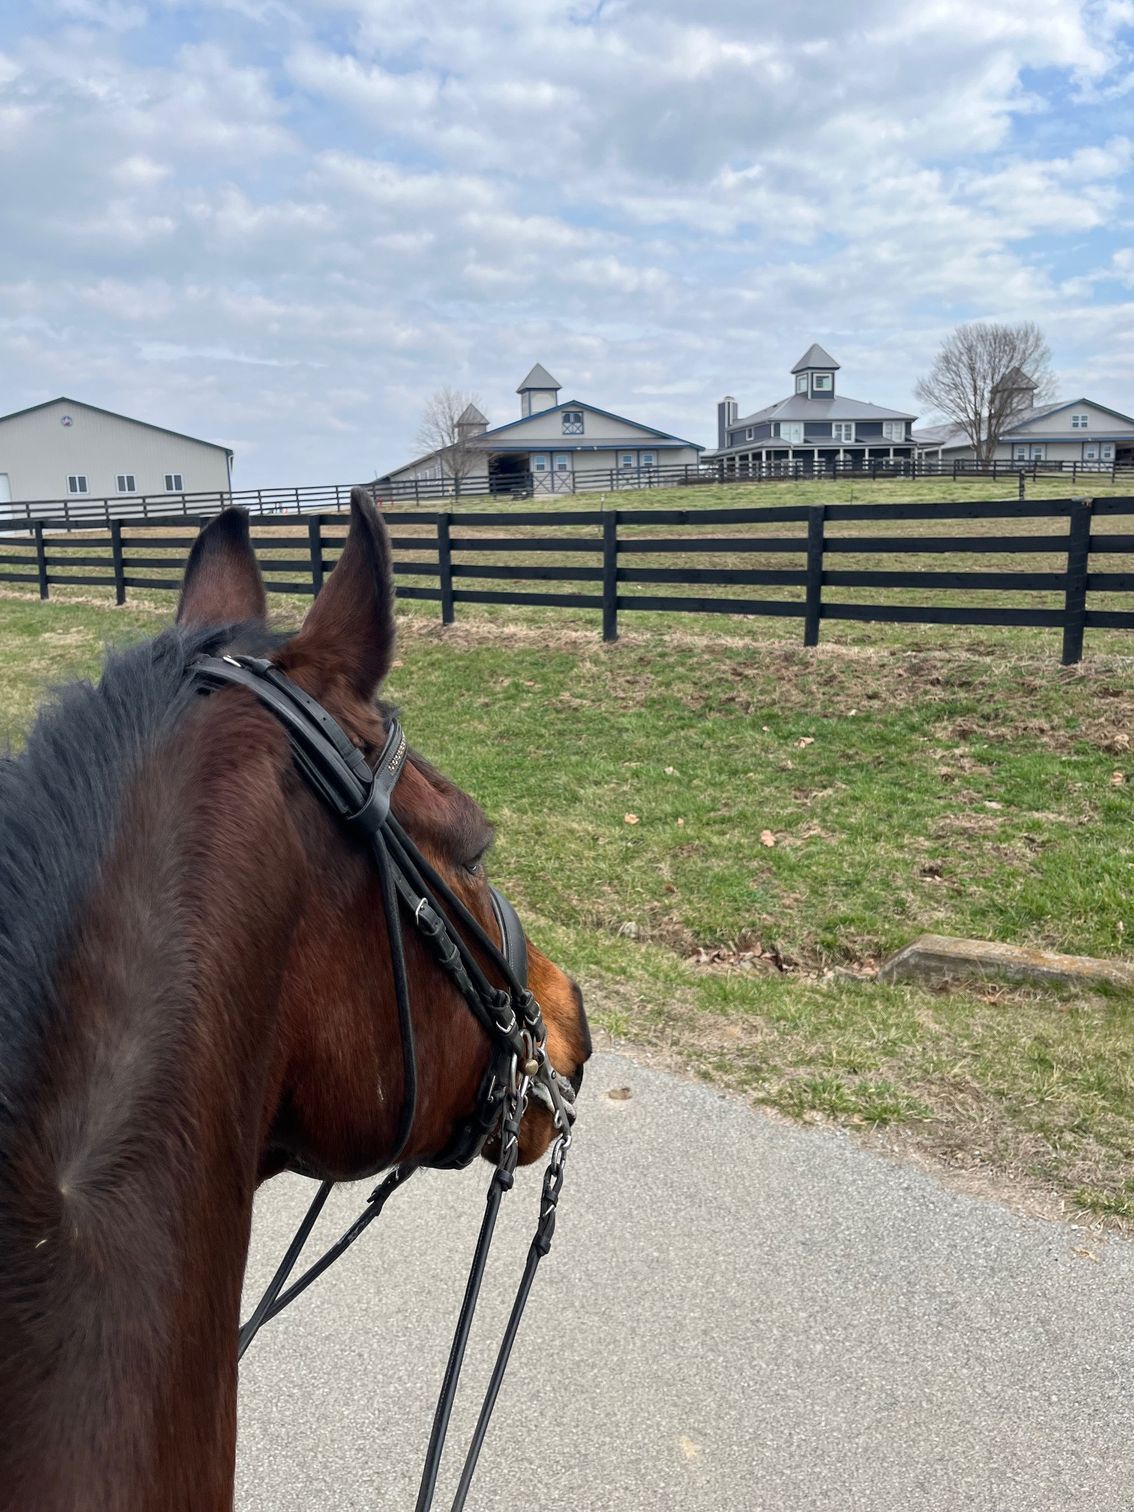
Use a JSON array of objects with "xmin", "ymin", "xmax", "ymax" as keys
[{"xmin": 191, "ymin": 653, "xmax": 578, "ymax": 1511}]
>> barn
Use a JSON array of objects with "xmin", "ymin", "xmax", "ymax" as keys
[{"xmin": 0, "ymin": 397, "xmax": 234, "ymax": 509}]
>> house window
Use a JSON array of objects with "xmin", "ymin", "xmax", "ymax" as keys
[
  {"xmin": 562, "ymin": 410, "xmax": 584, "ymax": 435},
  {"xmin": 812, "ymin": 373, "xmax": 833, "ymax": 393},
  {"xmin": 882, "ymin": 421, "xmax": 906, "ymax": 442},
  {"xmin": 67, "ymin": 474, "xmax": 89, "ymax": 495},
  {"xmin": 164, "ymin": 472, "xmax": 184, "ymax": 492},
  {"xmin": 796, "ymin": 375, "xmax": 808, "ymax": 394},
  {"xmin": 554, "ymin": 453, "xmax": 570, "ymax": 473},
  {"xmin": 745, "ymin": 428, "xmax": 754, "ymax": 440},
  {"xmin": 116, "ymin": 473, "xmax": 136, "ymax": 494},
  {"xmin": 620, "ymin": 453, "xmax": 634, "ymax": 468},
  {"xmin": 832, "ymin": 422, "xmax": 855, "ymax": 443},
  {"xmin": 641, "ymin": 451, "xmax": 656, "ymax": 467},
  {"xmin": 1071, "ymin": 413, "xmax": 1088, "ymax": 429},
  {"xmin": 780, "ymin": 422, "xmax": 803, "ymax": 444}
]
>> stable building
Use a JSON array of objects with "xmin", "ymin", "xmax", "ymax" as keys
[
  {"xmin": 376, "ymin": 365, "xmax": 703, "ymax": 495},
  {"xmin": 709, "ymin": 345, "xmax": 916, "ymax": 471},
  {"xmin": 915, "ymin": 391, "xmax": 1134, "ymax": 467},
  {"xmin": 0, "ymin": 397, "xmax": 234, "ymax": 508}
]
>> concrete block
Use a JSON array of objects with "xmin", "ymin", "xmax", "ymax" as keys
[{"xmin": 878, "ymin": 934, "xmax": 1134, "ymax": 994}]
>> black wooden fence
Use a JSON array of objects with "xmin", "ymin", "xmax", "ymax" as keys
[
  {"xmin": 3, "ymin": 455, "xmax": 1132, "ymax": 527},
  {"xmin": 2, "ymin": 497, "xmax": 1131, "ymax": 665}
]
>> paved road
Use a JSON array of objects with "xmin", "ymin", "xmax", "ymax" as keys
[{"xmin": 236, "ymin": 1050, "xmax": 1133, "ymax": 1511}]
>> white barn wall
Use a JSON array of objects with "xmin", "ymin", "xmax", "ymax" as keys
[{"xmin": 0, "ymin": 400, "xmax": 232, "ymax": 504}]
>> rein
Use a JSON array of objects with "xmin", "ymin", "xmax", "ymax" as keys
[{"xmin": 191, "ymin": 653, "xmax": 577, "ymax": 1511}]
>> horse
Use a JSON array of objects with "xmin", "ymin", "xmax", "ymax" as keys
[{"xmin": 0, "ymin": 490, "xmax": 591, "ymax": 1511}]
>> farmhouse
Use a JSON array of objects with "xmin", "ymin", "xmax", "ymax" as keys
[
  {"xmin": 709, "ymin": 345, "xmax": 917, "ymax": 471},
  {"xmin": 0, "ymin": 397, "xmax": 234, "ymax": 508},
  {"xmin": 376, "ymin": 365, "xmax": 703, "ymax": 495},
  {"xmin": 915, "ymin": 381, "xmax": 1134, "ymax": 466}
]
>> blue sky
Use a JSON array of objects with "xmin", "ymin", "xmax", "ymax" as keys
[{"xmin": 1, "ymin": 0, "xmax": 1132, "ymax": 486}]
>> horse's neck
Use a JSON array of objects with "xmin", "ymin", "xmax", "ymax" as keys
[{"xmin": 0, "ymin": 732, "xmax": 303, "ymax": 1512}]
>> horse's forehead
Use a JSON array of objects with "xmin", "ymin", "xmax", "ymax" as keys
[{"xmin": 405, "ymin": 754, "xmax": 492, "ymax": 853}]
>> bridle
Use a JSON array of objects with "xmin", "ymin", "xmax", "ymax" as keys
[{"xmin": 191, "ymin": 653, "xmax": 578, "ymax": 1511}]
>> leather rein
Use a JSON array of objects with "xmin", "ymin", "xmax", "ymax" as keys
[{"xmin": 191, "ymin": 653, "xmax": 577, "ymax": 1512}]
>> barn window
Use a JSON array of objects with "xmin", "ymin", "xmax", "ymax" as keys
[
  {"xmin": 641, "ymin": 451, "xmax": 656, "ymax": 467},
  {"xmin": 620, "ymin": 453, "xmax": 634, "ymax": 468},
  {"xmin": 832, "ymin": 422, "xmax": 855, "ymax": 443},
  {"xmin": 562, "ymin": 410, "xmax": 584, "ymax": 435},
  {"xmin": 1071, "ymin": 413, "xmax": 1088, "ymax": 429},
  {"xmin": 812, "ymin": 373, "xmax": 833, "ymax": 392},
  {"xmin": 116, "ymin": 473, "xmax": 136, "ymax": 494},
  {"xmin": 67, "ymin": 474, "xmax": 88, "ymax": 495},
  {"xmin": 164, "ymin": 472, "xmax": 184, "ymax": 492}
]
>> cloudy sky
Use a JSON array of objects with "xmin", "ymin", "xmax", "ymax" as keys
[{"xmin": 1, "ymin": 0, "xmax": 1133, "ymax": 486}]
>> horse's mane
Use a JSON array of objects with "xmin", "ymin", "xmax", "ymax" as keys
[{"xmin": 0, "ymin": 622, "xmax": 275, "ymax": 1125}]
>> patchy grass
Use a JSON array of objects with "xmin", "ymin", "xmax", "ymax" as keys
[{"xmin": 1, "ymin": 591, "xmax": 1132, "ymax": 1225}]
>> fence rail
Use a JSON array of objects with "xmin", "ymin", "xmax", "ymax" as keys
[
  {"xmin": 1, "ymin": 498, "xmax": 1131, "ymax": 665},
  {"xmin": 2, "ymin": 455, "xmax": 1132, "ymax": 528}
]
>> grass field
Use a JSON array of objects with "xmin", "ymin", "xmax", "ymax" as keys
[{"xmin": 1, "ymin": 578, "xmax": 1132, "ymax": 1229}]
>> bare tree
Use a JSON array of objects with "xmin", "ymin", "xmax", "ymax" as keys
[
  {"xmin": 915, "ymin": 322, "xmax": 1055, "ymax": 466},
  {"xmin": 415, "ymin": 387, "xmax": 486, "ymax": 491}
]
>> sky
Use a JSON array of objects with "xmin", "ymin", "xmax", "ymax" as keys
[{"xmin": 1, "ymin": 0, "xmax": 1133, "ymax": 487}]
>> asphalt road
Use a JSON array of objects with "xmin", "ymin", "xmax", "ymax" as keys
[{"xmin": 236, "ymin": 1049, "xmax": 1134, "ymax": 1511}]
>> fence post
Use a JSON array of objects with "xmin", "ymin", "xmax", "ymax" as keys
[
  {"xmin": 1061, "ymin": 496, "xmax": 1093, "ymax": 667},
  {"xmin": 437, "ymin": 511, "xmax": 455, "ymax": 626},
  {"xmin": 34, "ymin": 522, "xmax": 48, "ymax": 599},
  {"xmin": 1018, "ymin": 469, "xmax": 1026, "ymax": 501},
  {"xmin": 602, "ymin": 510, "xmax": 618, "ymax": 643},
  {"xmin": 110, "ymin": 519, "xmax": 126, "ymax": 605},
  {"xmin": 308, "ymin": 516, "xmax": 324, "ymax": 597},
  {"xmin": 803, "ymin": 504, "xmax": 825, "ymax": 648}
]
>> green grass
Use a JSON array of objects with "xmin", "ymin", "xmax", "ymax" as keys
[{"xmin": 2, "ymin": 552, "xmax": 1133, "ymax": 1225}]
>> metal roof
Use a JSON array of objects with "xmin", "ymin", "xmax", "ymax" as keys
[
  {"xmin": 791, "ymin": 344, "xmax": 840, "ymax": 374},
  {"xmin": 0, "ymin": 395, "xmax": 234, "ymax": 456},
  {"xmin": 516, "ymin": 364, "xmax": 561, "ymax": 393},
  {"xmin": 457, "ymin": 403, "xmax": 488, "ymax": 424},
  {"xmin": 735, "ymin": 393, "xmax": 914, "ymax": 427}
]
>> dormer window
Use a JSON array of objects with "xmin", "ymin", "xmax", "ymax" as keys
[
  {"xmin": 562, "ymin": 410, "xmax": 584, "ymax": 435},
  {"xmin": 796, "ymin": 375, "xmax": 808, "ymax": 394},
  {"xmin": 812, "ymin": 373, "xmax": 833, "ymax": 393}
]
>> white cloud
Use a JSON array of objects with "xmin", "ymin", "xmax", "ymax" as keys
[{"xmin": 0, "ymin": 0, "xmax": 1131, "ymax": 482}]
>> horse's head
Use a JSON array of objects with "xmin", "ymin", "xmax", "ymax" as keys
[{"xmin": 176, "ymin": 492, "xmax": 591, "ymax": 1181}]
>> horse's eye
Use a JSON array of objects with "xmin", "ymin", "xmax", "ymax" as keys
[{"xmin": 464, "ymin": 858, "xmax": 483, "ymax": 879}]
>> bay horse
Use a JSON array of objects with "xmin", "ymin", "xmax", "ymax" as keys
[{"xmin": 0, "ymin": 491, "xmax": 591, "ymax": 1511}]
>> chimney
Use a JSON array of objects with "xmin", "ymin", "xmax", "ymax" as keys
[{"xmin": 718, "ymin": 396, "xmax": 738, "ymax": 450}]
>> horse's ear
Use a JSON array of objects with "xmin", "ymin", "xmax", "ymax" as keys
[
  {"xmin": 283, "ymin": 487, "xmax": 395, "ymax": 699},
  {"xmin": 177, "ymin": 508, "xmax": 267, "ymax": 626}
]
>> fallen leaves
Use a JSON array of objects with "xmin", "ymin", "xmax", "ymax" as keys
[
  {"xmin": 623, "ymin": 812, "xmax": 639, "ymax": 824},
  {"xmin": 760, "ymin": 829, "xmax": 776, "ymax": 847},
  {"xmin": 1111, "ymin": 771, "xmax": 1127, "ymax": 786}
]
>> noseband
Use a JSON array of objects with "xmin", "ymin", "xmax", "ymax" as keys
[{"xmin": 191, "ymin": 653, "xmax": 577, "ymax": 1511}]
